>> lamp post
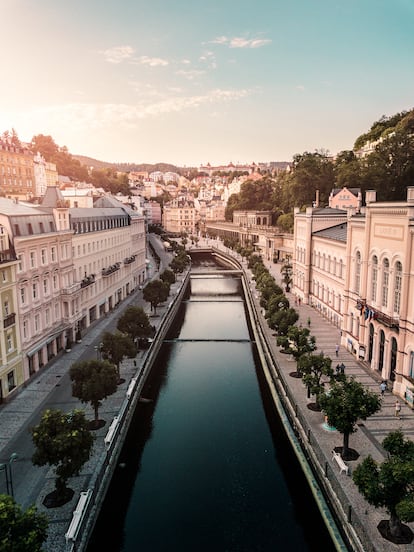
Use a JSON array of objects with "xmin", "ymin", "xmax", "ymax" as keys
[{"xmin": 0, "ymin": 453, "xmax": 18, "ymax": 498}]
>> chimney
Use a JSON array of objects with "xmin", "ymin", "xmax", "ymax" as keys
[{"xmin": 365, "ymin": 190, "xmax": 377, "ymax": 204}]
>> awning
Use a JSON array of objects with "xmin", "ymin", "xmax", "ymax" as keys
[{"xmin": 26, "ymin": 327, "xmax": 67, "ymax": 357}]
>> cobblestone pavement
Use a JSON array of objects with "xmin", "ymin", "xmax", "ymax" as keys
[{"xmin": 1, "ymin": 239, "xmax": 413, "ymax": 551}]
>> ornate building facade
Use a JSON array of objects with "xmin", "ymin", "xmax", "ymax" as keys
[{"xmin": 293, "ymin": 188, "xmax": 414, "ymax": 406}]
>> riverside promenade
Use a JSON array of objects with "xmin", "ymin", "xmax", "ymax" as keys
[{"xmin": 0, "ymin": 237, "xmax": 413, "ymax": 552}]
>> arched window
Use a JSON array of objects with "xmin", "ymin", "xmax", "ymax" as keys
[
  {"xmin": 390, "ymin": 337, "xmax": 397, "ymax": 381},
  {"xmin": 368, "ymin": 323, "xmax": 374, "ymax": 363},
  {"xmin": 382, "ymin": 258, "xmax": 389, "ymax": 307},
  {"xmin": 393, "ymin": 261, "xmax": 402, "ymax": 314},
  {"xmin": 354, "ymin": 251, "xmax": 361, "ymax": 293},
  {"xmin": 371, "ymin": 255, "xmax": 378, "ymax": 302}
]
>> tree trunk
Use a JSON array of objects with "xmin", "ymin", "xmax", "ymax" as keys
[
  {"xmin": 94, "ymin": 403, "xmax": 99, "ymax": 422},
  {"xmin": 389, "ymin": 511, "xmax": 403, "ymax": 537},
  {"xmin": 342, "ymin": 432, "xmax": 350, "ymax": 458}
]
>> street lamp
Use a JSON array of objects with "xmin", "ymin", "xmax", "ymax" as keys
[{"xmin": 0, "ymin": 452, "xmax": 18, "ymax": 498}]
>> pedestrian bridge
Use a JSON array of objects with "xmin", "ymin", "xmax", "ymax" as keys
[{"xmin": 191, "ymin": 269, "xmax": 243, "ymax": 276}]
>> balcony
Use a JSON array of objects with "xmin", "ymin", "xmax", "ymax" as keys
[
  {"xmin": 124, "ymin": 255, "xmax": 136, "ymax": 265},
  {"xmin": 357, "ymin": 300, "xmax": 399, "ymax": 331},
  {"xmin": 61, "ymin": 282, "xmax": 81, "ymax": 295},
  {"xmin": 80, "ymin": 274, "xmax": 96, "ymax": 288},
  {"xmin": 102, "ymin": 263, "xmax": 121, "ymax": 277},
  {"xmin": 0, "ymin": 248, "xmax": 17, "ymax": 264},
  {"xmin": 3, "ymin": 312, "xmax": 15, "ymax": 329}
]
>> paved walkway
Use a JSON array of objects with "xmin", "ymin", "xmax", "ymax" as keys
[{"xmin": 1, "ymin": 238, "xmax": 413, "ymax": 551}]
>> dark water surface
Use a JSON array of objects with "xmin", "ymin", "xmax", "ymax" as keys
[{"xmin": 87, "ymin": 275, "xmax": 336, "ymax": 551}]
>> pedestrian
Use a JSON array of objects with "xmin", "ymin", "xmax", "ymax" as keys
[
  {"xmin": 340, "ymin": 363, "xmax": 345, "ymax": 374},
  {"xmin": 335, "ymin": 344, "xmax": 339, "ymax": 357},
  {"xmin": 307, "ymin": 317, "xmax": 311, "ymax": 327},
  {"xmin": 380, "ymin": 381, "xmax": 387, "ymax": 396},
  {"xmin": 395, "ymin": 400, "xmax": 401, "ymax": 418},
  {"xmin": 298, "ymin": 297, "xmax": 301, "ymax": 306},
  {"xmin": 335, "ymin": 363, "xmax": 340, "ymax": 376}
]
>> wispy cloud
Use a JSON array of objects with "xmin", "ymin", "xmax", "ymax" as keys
[
  {"xmin": 199, "ymin": 51, "xmax": 217, "ymax": 69},
  {"xmin": 295, "ymin": 85, "xmax": 305, "ymax": 91},
  {"xmin": 134, "ymin": 56, "xmax": 169, "ymax": 67},
  {"xmin": 100, "ymin": 45, "xmax": 135, "ymax": 63},
  {"xmin": 100, "ymin": 46, "xmax": 168, "ymax": 67},
  {"xmin": 210, "ymin": 36, "xmax": 271, "ymax": 48},
  {"xmin": 16, "ymin": 89, "xmax": 251, "ymax": 130},
  {"xmin": 176, "ymin": 69, "xmax": 206, "ymax": 80}
]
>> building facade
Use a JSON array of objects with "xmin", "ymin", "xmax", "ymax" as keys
[
  {"xmin": 162, "ymin": 197, "xmax": 197, "ymax": 234},
  {"xmin": 0, "ymin": 139, "xmax": 35, "ymax": 200},
  {"xmin": 0, "ymin": 191, "xmax": 146, "ymax": 398},
  {"xmin": 292, "ymin": 188, "xmax": 414, "ymax": 406}
]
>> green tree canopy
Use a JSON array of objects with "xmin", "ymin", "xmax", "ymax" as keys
[
  {"xmin": 0, "ymin": 494, "xmax": 48, "ymax": 552},
  {"xmin": 101, "ymin": 331, "xmax": 136, "ymax": 380},
  {"xmin": 318, "ymin": 377, "xmax": 382, "ymax": 459},
  {"xmin": 69, "ymin": 360, "xmax": 118, "ymax": 426},
  {"xmin": 160, "ymin": 268, "xmax": 176, "ymax": 285},
  {"xmin": 116, "ymin": 306, "xmax": 153, "ymax": 343},
  {"xmin": 143, "ymin": 279, "xmax": 170, "ymax": 314},
  {"xmin": 353, "ymin": 430, "xmax": 414, "ymax": 540},
  {"xmin": 31, "ymin": 409, "xmax": 94, "ymax": 500},
  {"xmin": 297, "ymin": 352, "xmax": 334, "ymax": 409},
  {"xmin": 224, "ymin": 178, "xmax": 276, "ymax": 221}
]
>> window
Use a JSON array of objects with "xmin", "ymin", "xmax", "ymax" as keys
[
  {"xmin": 30, "ymin": 251, "xmax": 36, "ymax": 268},
  {"xmin": 51, "ymin": 247, "xmax": 56, "ymax": 262},
  {"xmin": 393, "ymin": 261, "xmax": 402, "ymax": 314},
  {"xmin": 41, "ymin": 248, "xmax": 47, "ymax": 264},
  {"xmin": 371, "ymin": 256, "xmax": 378, "ymax": 302},
  {"xmin": 354, "ymin": 251, "xmax": 361, "ymax": 293},
  {"xmin": 6, "ymin": 333, "xmax": 13, "ymax": 352},
  {"xmin": 4, "ymin": 300, "xmax": 9, "ymax": 315},
  {"xmin": 20, "ymin": 288, "xmax": 25, "ymax": 305},
  {"xmin": 382, "ymin": 258, "xmax": 389, "ymax": 308},
  {"xmin": 7, "ymin": 371, "xmax": 15, "ymax": 391},
  {"xmin": 27, "ymin": 223, "xmax": 33, "ymax": 235},
  {"xmin": 32, "ymin": 282, "xmax": 38, "ymax": 300},
  {"xmin": 45, "ymin": 308, "xmax": 50, "ymax": 326},
  {"xmin": 53, "ymin": 274, "xmax": 58, "ymax": 289},
  {"xmin": 43, "ymin": 279, "xmax": 49, "ymax": 295},
  {"xmin": 34, "ymin": 314, "xmax": 40, "ymax": 332},
  {"xmin": 23, "ymin": 320, "xmax": 28, "ymax": 339},
  {"xmin": 17, "ymin": 254, "xmax": 23, "ymax": 272}
]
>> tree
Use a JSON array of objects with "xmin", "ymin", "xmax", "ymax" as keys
[
  {"xmin": 160, "ymin": 268, "xmax": 176, "ymax": 285},
  {"xmin": 101, "ymin": 331, "xmax": 136, "ymax": 382},
  {"xmin": 277, "ymin": 326, "xmax": 316, "ymax": 363},
  {"xmin": 0, "ymin": 494, "xmax": 48, "ymax": 551},
  {"xmin": 280, "ymin": 257, "xmax": 293, "ymax": 292},
  {"xmin": 170, "ymin": 250, "xmax": 190, "ymax": 273},
  {"xmin": 143, "ymin": 279, "xmax": 170, "ymax": 314},
  {"xmin": 267, "ymin": 308, "xmax": 299, "ymax": 336},
  {"xmin": 297, "ymin": 353, "xmax": 334, "ymax": 409},
  {"xmin": 31, "ymin": 409, "xmax": 94, "ymax": 505},
  {"xmin": 353, "ymin": 430, "xmax": 414, "ymax": 542},
  {"xmin": 318, "ymin": 377, "xmax": 382, "ymax": 460},
  {"xmin": 69, "ymin": 360, "xmax": 118, "ymax": 428},
  {"xmin": 116, "ymin": 306, "xmax": 153, "ymax": 345}
]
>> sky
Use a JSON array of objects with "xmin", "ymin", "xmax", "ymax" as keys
[{"xmin": 1, "ymin": 0, "xmax": 414, "ymax": 167}]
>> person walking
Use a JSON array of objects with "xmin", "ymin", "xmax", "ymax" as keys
[
  {"xmin": 380, "ymin": 381, "xmax": 387, "ymax": 396},
  {"xmin": 335, "ymin": 344, "xmax": 339, "ymax": 357},
  {"xmin": 395, "ymin": 400, "xmax": 401, "ymax": 418}
]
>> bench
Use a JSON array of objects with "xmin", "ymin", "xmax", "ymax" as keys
[{"xmin": 332, "ymin": 450, "xmax": 349, "ymax": 475}]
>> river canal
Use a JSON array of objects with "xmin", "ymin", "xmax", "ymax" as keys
[{"xmin": 87, "ymin": 269, "xmax": 337, "ymax": 551}]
